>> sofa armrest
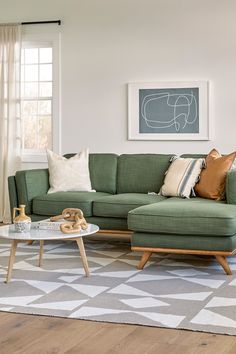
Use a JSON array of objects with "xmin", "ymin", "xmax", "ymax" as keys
[
  {"xmin": 8, "ymin": 176, "xmax": 18, "ymax": 221},
  {"xmin": 15, "ymin": 169, "xmax": 49, "ymax": 215},
  {"xmin": 226, "ymin": 170, "xmax": 236, "ymax": 204}
]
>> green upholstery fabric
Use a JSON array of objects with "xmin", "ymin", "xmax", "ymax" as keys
[
  {"xmin": 8, "ymin": 176, "xmax": 18, "ymax": 221},
  {"xmin": 64, "ymin": 153, "xmax": 118, "ymax": 194},
  {"xmin": 128, "ymin": 197, "xmax": 236, "ymax": 236},
  {"xmin": 32, "ymin": 192, "xmax": 111, "ymax": 217},
  {"xmin": 93, "ymin": 193, "xmax": 166, "ymax": 218},
  {"xmin": 131, "ymin": 232, "xmax": 236, "ymax": 252},
  {"xmin": 181, "ymin": 154, "xmax": 206, "ymax": 158},
  {"xmin": 86, "ymin": 217, "xmax": 128, "ymax": 230},
  {"xmin": 15, "ymin": 169, "xmax": 49, "ymax": 215},
  {"xmin": 29, "ymin": 214, "xmax": 49, "ymax": 222},
  {"xmin": 117, "ymin": 154, "xmax": 172, "ymax": 194},
  {"xmin": 226, "ymin": 170, "xmax": 236, "ymax": 205}
]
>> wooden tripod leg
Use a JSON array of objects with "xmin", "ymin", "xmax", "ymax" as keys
[
  {"xmin": 38, "ymin": 240, "xmax": 44, "ymax": 267},
  {"xmin": 215, "ymin": 255, "xmax": 232, "ymax": 275},
  {"xmin": 5, "ymin": 240, "xmax": 18, "ymax": 283},
  {"xmin": 76, "ymin": 238, "xmax": 90, "ymax": 277},
  {"xmin": 137, "ymin": 251, "xmax": 152, "ymax": 270}
]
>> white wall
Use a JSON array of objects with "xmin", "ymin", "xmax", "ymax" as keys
[{"xmin": 1, "ymin": 0, "xmax": 236, "ymax": 162}]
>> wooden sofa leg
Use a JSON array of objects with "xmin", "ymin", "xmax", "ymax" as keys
[
  {"xmin": 137, "ymin": 251, "xmax": 152, "ymax": 270},
  {"xmin": 215, "ymin": 255, "xmax": 232, "ymax": 275}
]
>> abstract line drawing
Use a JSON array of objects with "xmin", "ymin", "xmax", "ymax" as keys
[
  {"xmin": 128, "ymin": 81, "xmax": 209, "ymax": 140},
  {"xmin": 140, "ymin": 91, "xmax": 198, "ymax": 132}
]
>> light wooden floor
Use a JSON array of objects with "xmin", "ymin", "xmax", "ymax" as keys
[{"xmin": 0, "ymin": 312, "xmax": 236, "ymax": 354}]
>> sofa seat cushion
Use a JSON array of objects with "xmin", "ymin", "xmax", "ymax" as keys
[
  {"xmin": 128, "ymin": 197, "xmax": 236, "ymax": 236},
  {"xmin": 93, "ymin": 193, "xmax": 166, "ymax": 218},
  {"xmin": 32, "ymin": 192, "xmax": 111, "ymax": 217}
]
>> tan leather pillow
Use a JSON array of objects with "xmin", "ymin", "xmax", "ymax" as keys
[{"xmin": 194, "ymin": 149, "xmax": 236, "ymax": 200}]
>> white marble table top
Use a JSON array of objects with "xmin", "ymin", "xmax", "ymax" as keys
[{"xmin": 0, "ymin": 222, "xmax": 99, "ymax": 241}]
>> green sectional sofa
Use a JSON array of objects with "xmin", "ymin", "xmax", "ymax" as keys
[{"xmin": 8, "ymin": 153, "xmax": 236, "ymax": 274}]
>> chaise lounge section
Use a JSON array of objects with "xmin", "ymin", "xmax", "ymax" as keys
[{"xmin": 128, "ymin": 196, "xmax": 236, "ymax": 274}]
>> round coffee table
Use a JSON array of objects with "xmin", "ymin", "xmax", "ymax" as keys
[{"xmin": 0, "ymin": 222, "xmax": 99, "ymax": 283}]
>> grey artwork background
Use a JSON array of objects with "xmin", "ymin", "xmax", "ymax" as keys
[{"xmin": 139, "ymin": 88, "xmax": 199, "ymax": 134}]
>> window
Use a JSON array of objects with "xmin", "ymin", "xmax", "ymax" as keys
[{"xmin": 21, "ymin": 33, "xmax": 60, "ymax": 162}]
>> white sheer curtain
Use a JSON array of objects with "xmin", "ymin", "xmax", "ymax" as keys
[{"xmin": 0, "ymin": 24, "xmax": 22, "ymax": 223}]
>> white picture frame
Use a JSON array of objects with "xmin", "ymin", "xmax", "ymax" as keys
[{"xmin": 128, "ymin": 81, "xmax": 209, "ymax": 140}]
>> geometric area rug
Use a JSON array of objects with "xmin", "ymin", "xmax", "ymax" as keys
[{"xmin": 0, "ymin": 238, "xmax": 236, "ymax": 335}]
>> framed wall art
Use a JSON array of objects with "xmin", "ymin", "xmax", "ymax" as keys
[{"xmin": 128, "ymin": 81, "xmax": 209, "ymax": 140}]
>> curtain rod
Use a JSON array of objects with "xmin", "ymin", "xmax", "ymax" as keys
[{"xmin": 21, "ymin": 20, "xmax": 61, "ymax": 26}]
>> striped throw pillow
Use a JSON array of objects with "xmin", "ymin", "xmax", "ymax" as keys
[{"xmin": 159, "ymin": 156, "xmax": 205, "ymax": 198}]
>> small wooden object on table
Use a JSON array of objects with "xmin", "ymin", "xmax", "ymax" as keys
[{"xmin": 50, "ymin": 208, "xmax": 88, "ymax": 234}]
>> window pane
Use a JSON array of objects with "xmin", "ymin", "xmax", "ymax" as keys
[
  {"xmin": 25, "ymin": 65, "xmax": 38, "ymax": 81},
  {"xmin": 39, "ymin": 82, "xmax": 52, "ymax": 97},
  {"xmin": 25, "ymin": 48, "xmax": 38, "ymax": 64},
  {"xmin": 22, "ymin": 100, "xmax": 38, "ymax": 115},
  {"xmin": 21, "ymin": 42, "xmax": 54, "ymax": 154},
  {"xmin": 39, "ymin": 116, "xmax": 52, "ymax": 149},
  {"xmin": 23, "ymin": 116, "xmax": 37, "ymax": 149},
  {"xmin": 39, "ymin": 64, "xmax": 52, "ymax": 81},
  {"xmin": 24, "ymin": 83, "xmax": 38, "ymax": 98},
  {"xmin": 38, "ymin": 100, "xmax": 51, "ymax": 115},
  {"xmin": 40, "ymin": 48, "xmax": 52, "ymax": 63}
]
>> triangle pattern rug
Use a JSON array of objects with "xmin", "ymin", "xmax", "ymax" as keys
[{"xmin": 0, "ymin": 238, "xmax": 236, "ymax": 335}]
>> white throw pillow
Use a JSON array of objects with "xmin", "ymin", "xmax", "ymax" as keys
[
  {"xmin": 47, "ymin": 149, "xmax": 93, "ymax": 193},
  {"xmin": 159, "ymin": 156, "xmax": 205, "ymax": 198}
]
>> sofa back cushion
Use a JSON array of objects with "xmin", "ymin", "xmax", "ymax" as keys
[
  {"xmin": 181, "ymin": 154, "xmax": 206, "ymax": 159},
  {"xmin": 64, "ymin": 153, "xmax": 118, "ymax": 194},
  {"xmin": 117, "ymin": 154, "xmax": 172, "ymax": 194}
]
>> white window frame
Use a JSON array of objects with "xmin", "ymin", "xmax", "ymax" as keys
[{"xmin": 21, "ymin": 32, "xmax": 61, "ymax": 163}]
